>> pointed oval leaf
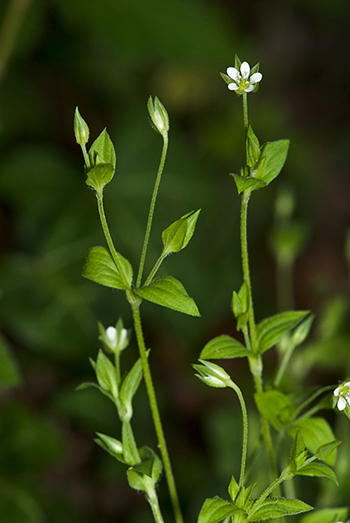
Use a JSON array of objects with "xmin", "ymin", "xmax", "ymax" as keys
[
  {"xmin": 254, "ymin": 390, "xmax": 295, "ymax": 430},
  {"xmin": 136, "ymin": 275, "xmax": 200, "ymax": 316},
  {"xmin": 198, "ymin": 497, "xmax": 245, "ymax": 523},
  {"xmin": 254, "ymin": 139, "xmax": 289, "ymax": 186},
  {"xmin": 161, "ymin": 210, "xmax": 201, "ymax": 255},
  {"xmin": 83, "ymin": 246, "xmax": 133, "ymax": 290},
  {"xmin": 200, "ymin": 335, "xmax": 250, "ymax": 360},
  {"xmin": 230, "ymin": 173, "xmax": 266, "ymax": 195},
  {"xmin": 297, "ymin": 462, "xmax": 338, "ymax": 484},
  {"xmin": 256, "ymin": 311, "xmax": 310, "ymax": 354},
  {"xmin": 119, "ymin": 355, "xmax": 146, "ymax": 422},
  {"xmin": 86, "ymin": 163, "xmax": 114, "ymax": 193},
  {"xmin": 288, "ymin": 417, "xmax": 337, "ymax": 466},
  {"xmin": 249, "ymin": 497, "xmax": 312, "ymax": 521},
  {"xmin": 88, "ymin": 128, "xmax": 116, "ymax": 170},
  {"xmin": 96, "ymin": 350, "xmax": 118, "ymax": 399}
]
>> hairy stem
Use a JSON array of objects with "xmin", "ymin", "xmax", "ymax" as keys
[
  {"xmin": 131, "ymin": 304, "xmax": 183, "ymax": 523},
  {"xmin": 229, "ymin": 381, "xmax": 248, "ymax": 486}
]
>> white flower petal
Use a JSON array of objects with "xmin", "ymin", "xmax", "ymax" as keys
[
  {"xmin": 227, "ymin": 67, "xmax": 240, "ymax": 82},
  {"xmin": 334, "ymin": 386, "xmax": 341, "ymax": 396},
  {"xmin": 244, "ymin": 85, "xmax": 255, "ymax": 93},
  {"xmin": 344, "ymin": 381, "xmax": 350, "ymax": 387},
  {"xmin": 228, "ymin": 83, "xmax": 239, "ymax": 91},
  {"xmin": 240, "ymin": 61, "xmax": 250, "ymax": 79},
  {"xmin": 250, "ymin": 72, "xmax": 262, "ymax": 84},
  {"xmin": 106, "ymin": 326, "xmax": 117, "ymax": 347},
  {"xmin": 337, "ymin": 396, "xmax": 347, "ymax": 411}
]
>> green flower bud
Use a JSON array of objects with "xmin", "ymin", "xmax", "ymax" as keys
[
  {"xmin": 147, "ymin": 96, "xmax": 169, "ymax": 134},
  {"xmin": 74, "ymin": 107, "xmax": 90, "ymax": 145}
]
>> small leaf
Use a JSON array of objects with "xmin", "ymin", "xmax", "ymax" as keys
[
  {"xmin": 133, "ymin": 447, "xmax": 162, "ymax": 483},
  {"xmin": 246, "ymin": 126, "xmax": 261, "ymax": 168},
  {"xmin": 297, "ymin": 462, "xmax": 338, "ymax": 484},
  {"xmin": 256, "ymin": 311, "xmax": 309, "ymax": 354},
  {"xmin": 254, "ymin": 390, "xmax": 295, "ymax": 430},
  {"xmin": 83, "ymin": 246, "xmax": 133, "ymax": 290},
  {"xmin": 161, "ymin": 210, "xmax": 201, "ymax": 256},
  {"xmin": 119, "ymin": 355, "xmax": 146, "ymax": 422},
  {"xmin": 200, "ymin": 335, "xmax": 250, "ymax": 360},
  {"xmin": 249, "ymin": 497, "xmax": 312, "ymax": 521},
  {"xmin": 288, "ymin": 417, "xmax": 337, "ymax": 466},
  {"xmin": 95, "ymin": 350, "xmax": 118, "ymax": 399},
  {"xmin": 88, "ymin": 128, "xmax": 116, "ymax": 171},
  {"xmin": 230, "ymin": 173, "xmax": 266, "ymax": 195},
  {"xmin": 197, "ymin": 497, "xmax": 245, "ymax": 523},
  {"xmin": 253, "ymin": 139, "xmax": 289, "ymax": 186},
  {"xmin": 228, "ymin": 475, "xmax": 240, "ymax": 502},
  {"xmin": 86, "ymin": 163, "xmax": 114, "ymax": 193},
  {"xmin": 136, "ymin": 275, "xmax": 200, "ymax": 316}
]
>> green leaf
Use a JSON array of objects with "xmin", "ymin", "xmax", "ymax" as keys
[
  {"xmin": 119, "ymin": 354, "xmax": 146, "ymax": 422},
  {"xmin": 197, "ymin": 497, "xmax": 245, "ymax": 523},
  {"xmin": 246, "ymin": 126, "xmax": 261, "ymax": 168},
  {"xmin": 254, "ymin": 139, "xmax": 289, "ymax": 186},
  {"xmin": 200, "ymin": 335, "xmax": 250, "ymax": 360},
  {"xmin": 300, "ymin": 507, "xmax": 348, "ymax": 523},
  {"xmin": 132, "ymin": 447, "xmax": 162, "ymax": 483},
  {"xmin": 85, "ymin": 163, "xmax": 114, "ymax": 193},
  {"xmin": 288, "ymin": 417, "xmax": 337, "ymax": 466},
  {"xmin": 136, "ymin": 275, "xmax": 200, "ymax": 316},
  {"xmin": 256, "ymin": 311, "xmax": 309, "ymax": 354},
  {"xmin": 249, "ymin": 497, "xmax": 312, "ymax": 521},
  {"xmin": 297, "ymin": 462, "xmax": 338, "ymax": 484},
  {"xmin": 95, "ymin": 350, "xmax": 118, "ymax": 399},
  {"xmin": 83, "ymin": 246, "xmax": 133, "ymax": 290},
  {"xmin": 0, "ymin": 335, "xmax": 21, "ymax": 388},
  {"xmin": 254, "ymin": 390, "xmax": 295, "ymax": 430},
  {"xmin": 230, "ymin": 173, "xmax": 266, "ymax": 195},
  {"xmin": 228, "ymin": 475, "xmax": 240, "ymax": 502},
  {"xmin": 88, "ymin": 128, "xmax": 116, "ymax": 171},
  {"xmin": 95, "ymin": 432, "xmax": 123, "ymax": 459},
  {"xmin": 161, "ymin": 210, "xmax": 201, "ymax": 256}
]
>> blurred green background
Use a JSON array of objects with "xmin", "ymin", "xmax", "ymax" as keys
[{"xmin": 0, "ymin": 0, "xmax": 350, "ymax": 521}]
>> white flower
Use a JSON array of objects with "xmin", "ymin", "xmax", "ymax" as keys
[
  {"xmin": 334, "ymin": 381, "xmax": 350, "ymax": 411},
  {"xmin": 105, "ymin": 325, "xmax": 129, "ymax": 350},
  {"xmin": 106, "ymin": 326, "xmax": 117, "ymax": 348},
  {"xmin": 226, "ymin": 61, "xmax": 262, "ymax": 94}
]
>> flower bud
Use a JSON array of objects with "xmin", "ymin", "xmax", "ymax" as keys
[
  {"xmin": 147, "ymin": 96, "xmax": 169, "ymax": 134},
  {"xmin": 74, "ymin": 107, "xmax": 90, "ymax": 145}
]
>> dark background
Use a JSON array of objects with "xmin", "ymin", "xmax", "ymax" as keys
[{"xmin": 0, "ymin": 0, "xmax": 350, "ymax": 522}]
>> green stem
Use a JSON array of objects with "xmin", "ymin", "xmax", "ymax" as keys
[
  {"xmin": 249, "ymin": 472, "xmax": 286, "ymax": 519},
  {"xmin": 274, "ymin": 335, "xmax": 294, "ymax": 387},
  {"xmin": 242, "ymin": 92, "xmax": 249, "ymax": 132},
  {"xmin": 240, "ymin": 190, "xmax": 258, "ymax": 353},
  {"xmin": 131, "ymin": 304, "xmax": 183, "ymax": 523},
  {"xmin": 228, "ymin": 381, "xmax": 248, "ymax": 487},
  {"xmin": 143, "ymin": 254, "xmax": 166, "ymax": 287},
  {"xmin": 294, "ymin": 385, "xmax": 334, "ymax": 417},
  {"xmin": 137, "ymin": 133, "xmax": 169, "ymax": 288},
  {"xmin": 148, "ymin": 489, "xmax": 166, "ymax": 523},
  {"xmin": 0, "ymin": 0, "xmax": 31, "ymax": 81},
  {"xmin": 96, "ymin": 193, "xmax": 130, "ymax": 289}
]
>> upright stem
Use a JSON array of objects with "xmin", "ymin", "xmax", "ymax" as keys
[
  {"xmin": 242, "ymin": 92, "xmax": 249, "ymax": 132},
  {"xmin": 131, "ymin": 304, "xmax": 183, "ymax": 523},
  {"xmin": 137, "ymin": 133, "xmax": 169, "ymax": 287}
]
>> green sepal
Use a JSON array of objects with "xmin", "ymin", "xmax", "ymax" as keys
[
  {"xmin": 234, "ymin": 54, "xmax": 241, "ymax": 71},
  {"xmin": 253, "ymin": 139, "xmax": 289, "ymax": 186},
  {"xmin": 297, "ymin": 461, "xmax": 338, "ymax": 484},
  {"xmin": 119, "ymin": 353, "xmax": 148, "ymax": 422},
  {"xmin": 147, "ymin": 96, "xmax": 169, "ymax": 134},
  {"xmin": 291, "ymin": 313, "xmax": 315, "ymax": 347},
  {"xmin": 88, "ymin": 128, "xmax": 116, "ymax": 171},
  {"xmin": 161, "ymin": 210, "xmax": 201, "ymax": 256},
  {"xmin": 299, "ymin": 507, "xmax": 349, "ymax": 523},
  {"xmin": 76, "ymin": 380, "xmax": 114, "ymax": 402},
  {"xmin": 197, "ymin": 496, "xmax": 245, "ymax": 523},
  {"xmin": 85, "ymin": 163, "xmax": 114, "ymax": 194},
  {"xmin": 254, "ymin": 390, "xmax": 295, "ymax": 430},
  {"xmin": 200, "ymin": 335, "xmax": 250, "ymax": 360},
  {"xmin": 95, "ymin": 350, "xmax": 118, "ymax": 400},
  {"xmin": 94, "ymin": 432, "xmax": 124, "ymax": 461},
  {"xmin": 220, "ymin": 72, "xmax": 232, "ymax": 85},
  {"xmin": 83, "ymin": 246, "xmax": 133, "ymax": 291},
  {"xmin": 249, "ymin": 497, "xmax": 312, "ymax": 522},
  {"xmin": 230, "ymin": 173, "xmax": 266, "ymax": 195},
  {"xmin": 136, "ymin": 275, "xmax": 200, "ymax": 316},
  {"xmin": 246, "ymin": 126, "xmax": 261, "ymax": 168},
  {"xmin": 256, "ymin": 310, "xmax": 310, "ymax": 354},
  {"xmin": 232, "ymin": 281, "xmax": 249, "ymax": 317},
  {"xmin": 288, "ymin": 417, "xmax": 337, "ymax": 466}
]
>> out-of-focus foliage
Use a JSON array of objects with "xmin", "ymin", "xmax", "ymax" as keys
[{"xmin": 0, "ymin": 0, "xmax": 350, "ymax": 521}]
